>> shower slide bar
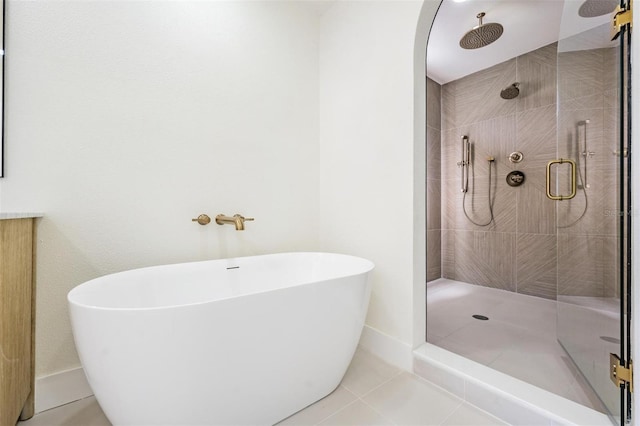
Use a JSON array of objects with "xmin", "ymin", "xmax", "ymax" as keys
[
  {"xmin": 457, "ymin": 135, "xmax": 470, "ymax": 193},
  {"xmin": 580, "ymin": 119, "xmax": 594, "ymax": 189}
]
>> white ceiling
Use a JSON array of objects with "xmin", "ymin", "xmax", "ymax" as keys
[{"xmin": 427, "ymin": 0, "xmax": 616, "ymax": 85}]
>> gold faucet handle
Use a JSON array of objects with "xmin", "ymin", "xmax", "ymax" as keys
[
  {"xmin": 192, "ymin": 214, "xmax": 211, "ymax": 225},
  {"xmin": 233, "ymin": 214, "xmax": 254, "ymax": 222}
]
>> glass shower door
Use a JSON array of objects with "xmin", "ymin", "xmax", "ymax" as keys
[{"xmin": 554, "ymin": 2, "xmax": 631, "ymax": 424}]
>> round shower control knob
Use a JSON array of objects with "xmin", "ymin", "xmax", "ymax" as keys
[{"xmin": 192, "ymin": 214, "xmax": 211, "ymax": 225}]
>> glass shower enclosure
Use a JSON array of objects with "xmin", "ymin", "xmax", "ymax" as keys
[{"xmin": 553, "ymin": 2, "xmax": 631, "ymax": 423}]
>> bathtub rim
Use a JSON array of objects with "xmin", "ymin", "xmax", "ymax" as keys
[{"xmin": 67, "ymin": 251, "xmax": 374, "ymax": 312}]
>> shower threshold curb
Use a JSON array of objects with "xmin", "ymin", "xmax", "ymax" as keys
[{"xmin": 413, "ymin": 343, "xmax": 612, "ymax": 426}]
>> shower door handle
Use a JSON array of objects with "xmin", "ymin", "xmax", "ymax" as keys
[{"xmin": 546, "ymin": 159, "xmax": 577, "ymax": 201}]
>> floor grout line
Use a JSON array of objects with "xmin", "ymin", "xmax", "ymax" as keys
[
  {"xmin": 356, "ymin": 369, "xmax": 405, "ymax": 401},
  {"xmin": 311, "ymin": 398, "xmax": 361, "ymax": 426},
  {"xmin": 437, "ymin": 400, "xmax": 465, "ymax": 426},
  {"xmin": 357, "ymin": 398, "xmax": 398, "ymax": 426}
]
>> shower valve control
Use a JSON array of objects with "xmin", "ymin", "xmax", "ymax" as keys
[
  {"xmin": 192, "ymin": 214, "xmax": 211, "ymax": 225},
  {"xmin": 508, "ymin": 151, "xmax": 524, "ymax": 163},
  {"xmin": 506, "ymin": 171, "xmax": 525, "ymax": 187}
]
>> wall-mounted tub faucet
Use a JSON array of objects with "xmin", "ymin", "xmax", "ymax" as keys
[{"xmin": 216, "ymin": 214, "xmax": 254, "ymax": 231}]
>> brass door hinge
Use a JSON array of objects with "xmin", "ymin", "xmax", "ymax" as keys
[
  {"xmin": 612, "ymin": 1, "xmax": 633, "ymax": 40},
  {"xmin": 610, "ymin": 353, "xmax": 633, "ymax": 392}
]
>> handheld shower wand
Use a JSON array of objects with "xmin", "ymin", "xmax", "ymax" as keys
[
  {"xmin": 457, "ymin": 136, "xmax": 470, "ymax": 193},
  {"xmin": 459, "ymin": 135, "xmax": 495, "ymax": 227}
]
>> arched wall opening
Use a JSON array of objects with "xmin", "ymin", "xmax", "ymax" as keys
[
  {"xmin": 413, "ymin": 0, "xmax": 640, "ymax": 419},
  {"xmin": 410, "ymin": 0, "xmax": 439, "ymax": 351}
]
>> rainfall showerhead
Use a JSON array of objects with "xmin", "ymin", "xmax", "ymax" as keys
[
  {"xmin": 578, "ymin": 0, "xmax": 617, "ymax": 17},
  {"xmin": 500, "ymin": 82, "xmax": 520, "ymax": 100},
  {"xmin": 459, "ymin": 12, "xmax": 504, "ymax": 50}
]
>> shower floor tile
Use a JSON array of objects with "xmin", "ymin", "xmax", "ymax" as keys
[
  {"xmin": 427, "ymin": 278, "xmax": 609, "ymax": 413},
  {"xmin": 18, "ymin": 347, "xmax": 507, "ymax": 426}
]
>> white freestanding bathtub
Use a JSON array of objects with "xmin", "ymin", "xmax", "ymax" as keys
[{"xmin": 68, "ymin": 252, "xmax": 374, "ymax": 426}]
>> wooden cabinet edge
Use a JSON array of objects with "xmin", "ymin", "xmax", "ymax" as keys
[{"xmin": 19, "ymin": 218, "xmax": 36, "ymax": 421}]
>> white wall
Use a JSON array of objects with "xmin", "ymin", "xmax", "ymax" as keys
[
  {"xmin": 2, "ymin": 1, "xmax": 322, "ymax": 377},
  {"xmin": 318, "ymin": 0, "xmax": 431, "ymax": 355},
  {"xmin": 3, "ymin": 0, "xmax": 440, "ymax": 383}
]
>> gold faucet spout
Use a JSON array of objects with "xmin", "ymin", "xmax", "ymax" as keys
[{"xmin": 215, "ymin": 214, "xmax": 254, "ymax": 231}]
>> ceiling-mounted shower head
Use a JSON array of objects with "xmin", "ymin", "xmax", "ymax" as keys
[
  {"xmin": 578, "ymin": 0, "xmax": 617, "ymax": 17},
  {"xmin": 500, "ymin": 82, "xmax": 520, "ymax": 100},
  {"xmin": 459, "ymin": 12, "xmax": 504, "ymax": 50}
]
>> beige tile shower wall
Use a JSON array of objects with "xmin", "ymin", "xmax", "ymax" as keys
[
  {"xmin": 442, "ymin": 42, "xmax": 620, "ymax": 300},
  {"xmin": 441, "ymin": 43, "xmax": 559, "ymax": 300},
  {"xmin": 427, "ymin": 77, "xmax": 441, "ymax": 282}
]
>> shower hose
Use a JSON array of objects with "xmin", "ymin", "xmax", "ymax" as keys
[{"xmin": 462, "ymin": 158, "xmax": 495, "ymax": 227}]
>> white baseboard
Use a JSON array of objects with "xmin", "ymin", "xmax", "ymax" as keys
[
  {"xmin": 35, "ymin": 367, "xmax": 93, "ymax": 414},
  {"xmin": 358, "ymin": 324, "xmax": 413, "ymax": 371}
]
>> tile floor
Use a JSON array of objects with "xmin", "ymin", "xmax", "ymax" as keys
[
  {"xmin": 18, "ymin": 347, "xmax": 507, "ymax": 426},
  {"xmin": 427, "ymin": 278, "xmax": 610, "ymax": 413}
]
